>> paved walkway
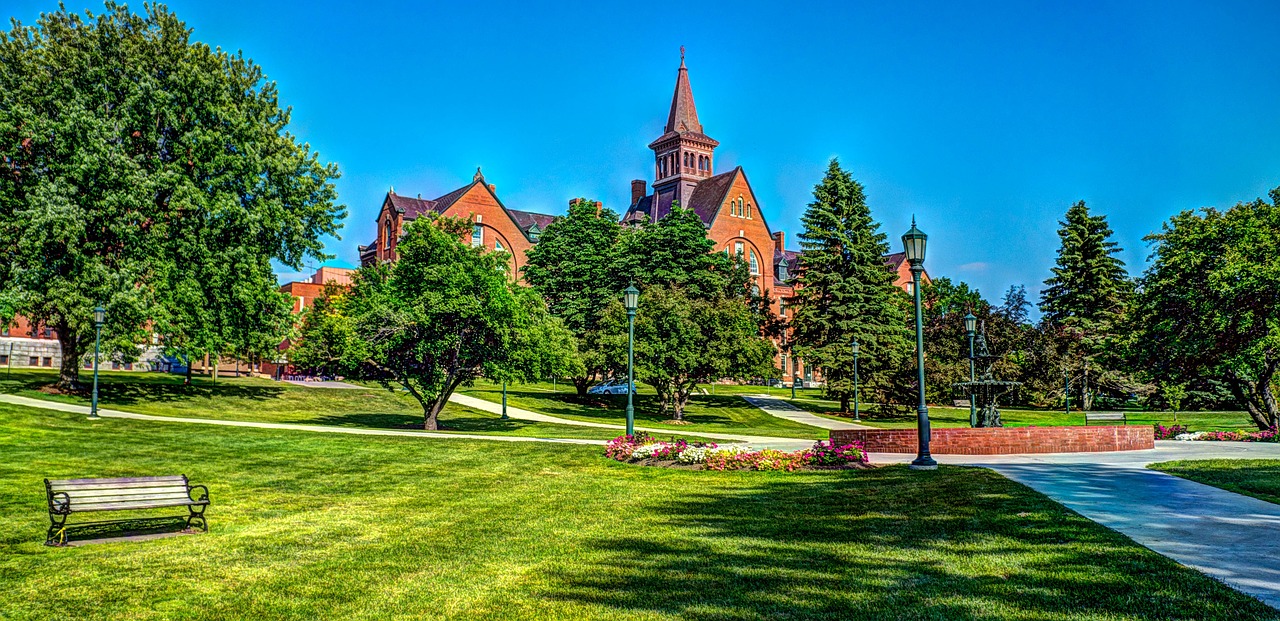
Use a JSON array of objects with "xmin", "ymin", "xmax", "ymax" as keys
[
  {"xmin": 742, "ymin": 395, "xmax": 875, "ymax": 430},
  {"xmin": 448, "ymin": 393, "xmax": 813, "ymax": 450},
  {"xmin": 876, "ymin": 442, "xmax": 1280, "ymax": 610},
  {"xmin": 0, "ymin": 394, "xmax": 602, "ymax": 446}
]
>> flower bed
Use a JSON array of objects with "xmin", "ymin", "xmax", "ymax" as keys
[
  {"xmin": 604, "ymin": 433, "xmax": 870, "ymax": 471},
  {"xmin": 1154, "ymin": 424, "xmax": 1190, "ymax": 440},
  {"xmin": 1171, "ymin": 426, "xmax": 1278, "ymax": 442}
]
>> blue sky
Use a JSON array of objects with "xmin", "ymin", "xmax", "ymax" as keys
[{"xmin": 12, "ymin": 1, "xmax": 1280, "ymax": 308}]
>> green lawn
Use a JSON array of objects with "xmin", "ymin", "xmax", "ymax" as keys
[
  {"xmin": 2, "ymin": 404, "xmax": 1276, "ymax": 620},
  {"xmin": 0, "ymin": 369, "xmax": 642, "ymax": 442},
  {"xmin": 787, "ymin": 395, "xmax": 1258, "ymax": 431},
  {"xmin": 1148, "ymin": 459, "xmax": 1280, "ymax": 505},
  {"xmin": 458, "ymin": 380, "xmax": 828, "ymax": 440}
]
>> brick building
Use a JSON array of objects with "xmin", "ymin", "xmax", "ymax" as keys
[{"xmin": 359, "ymin": 169, "xmax": 556, "ymax": 275}]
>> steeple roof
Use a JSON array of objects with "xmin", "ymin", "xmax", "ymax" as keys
[{"xmin": 649, "ymin": 49, "xmax": 718, "ymax": 148}]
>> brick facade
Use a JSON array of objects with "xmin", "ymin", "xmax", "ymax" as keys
[{"xmin": 829, "ymin": 426, "xmax": 1155, "ymax": 455}]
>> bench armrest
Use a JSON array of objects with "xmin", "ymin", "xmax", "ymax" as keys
[
  {"xmin": 188, "ymin": 484, "xmax": 210, "ymax": 503},
  {"xmin": 48, "ymin": 491, "xmax": 71, "ymax": 515}
]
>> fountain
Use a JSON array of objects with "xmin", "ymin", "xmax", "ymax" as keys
[{"xmin": 952, "ymin": 330, "xmax": 1021, "ymax": 428}]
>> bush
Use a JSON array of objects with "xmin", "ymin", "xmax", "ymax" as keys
[
  {"xmin": 1154, "ymin": 424, "xmax": 1190, "ymax": 440},
  {"xmin": 607, "ymin": 436, "xmax": 870, "ymax": 471}
]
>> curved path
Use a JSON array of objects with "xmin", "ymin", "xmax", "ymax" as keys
[{"xmin": 741, "ymin": 395, "xmax": 875, "ymax": 430}]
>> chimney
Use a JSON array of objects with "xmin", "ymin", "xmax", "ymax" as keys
[
  {"xmin": 569, "ymin": 198, "xmax": 581, "ymax": 209},
  {"xmin": 773, "ymin": 231, "xmax": 785, "ymax": 253},
  {"xmin": 630, "ymin": 179, "xmax": 647, "ymax": 205},
  {"xmin": 488, "ymin": 184, "xmax": 496, "ymax": 193},
  {"xmin": 594, "ymin": 200, "xmax": 603, "ymax": 214}
]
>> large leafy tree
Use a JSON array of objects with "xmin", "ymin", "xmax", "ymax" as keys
[
  {"xmin": 0, "ymin": 3, "xmax": 342, "ymax": 388},
  {"xmin": 1131, "ymin": 190, "xmax": 1280, "ymax": 429},
  {"xmin": 318, "ymin": 216, "xmax": 578, "ymax": 430},
  {"xmin": 522, "ymin": 198, "xmax": 624, "ymax": 395},
  {"xmin": 600, "ymin": 205, "xmax": 774, "ymax": 418},
  {"xmin": 1038, "ymin": 201, "xmax": 1138, "ymax": 409},
  {"xmin": 788, "ymin": 159, "xmax": 911, "ymax": 413}
]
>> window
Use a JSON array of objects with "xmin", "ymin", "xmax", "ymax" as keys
[
  {"xmin": 42, "ymin": 357, "xmax": 52, "ymax": 367},
  {"xmin": 0, "ymin": 354, "xmax": 7, "ymax": 365},
  {"xmin": 749, "ymin": 250, "xmax": 759, "ymax": 275},
  {"xmin": 112, "ymin": 361, "xmax": 120, "ymax": 370},
  {"xmin": 779, "ymin": 304, "xmax": 787, "ymax": 319},
  {"xmin": 471, "ymin": 224, "xmax": 483, "ymax": 247},
  {"xmin": 494, "ymin": 240, "xmax": 504, "ymax": 252},
  {"xmin": 734, "ymin": 242, "xmax": 744, "ymax": 257},
  {"xmin": 738, "ymin": 198, "xmax": 745, "ymax": 217},
  {"xmin": 384, "ymin": 220, "xmax": 392, "ymax": 250},
  {"xmin": 29, "ymin": 356, "xmax": 38, "ymax": 366},
  {"xmin": 1, "ymin": 325, "xmax": 8, "ymax": 336},
  {"xmin": 746, "ymin": 203, "xmax": 752, "ymax": 219}
]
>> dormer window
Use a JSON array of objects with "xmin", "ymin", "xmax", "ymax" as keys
[
  {"xmin": 527, "ymin": 224, "xmax": 541, "ymax": 243},
  {"xmin": 776, "ymin": 259, "xmax": 790, "ymax": 281}
]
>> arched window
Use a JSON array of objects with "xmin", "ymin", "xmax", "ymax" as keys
[
  {"xmin": 749, "ymin": 250, "xmax": 759, "ymax": 275},
  {"xmin": 734, "ymin": 241, "xmax": 744, "ymax": 257},
  {"xmin": 494, "ymin": 239, "xmax": 504, "ymax": 252},
  {"xmin": 471, "ymin": 224, "xmax": 483, "ymax": 247},
  {"xmin": 383, "ymin": 220, "xmax": 391, "ymax": 249},
  {"xmin": 746, "ymin": 203, "xmax": 752, "ymax": 219}
]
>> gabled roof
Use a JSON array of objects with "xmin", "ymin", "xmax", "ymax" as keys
[
  {"xmin": 381, "ymin": 177, "xmax": 556, "ymax": 244},
  {"xmin": 686, "ymin": 169, "xmax": 738, "ymax": 225},
  {"xmin": 506, "ymin": 209, "xmax": 557, "ymax": 235},
  {"xmin": 883, "ymin": 252, "xmax": 907, "ymax": 269},
  {"xmin": 386, "ymin": 193, "xmax": 438, "ymax": 219}
]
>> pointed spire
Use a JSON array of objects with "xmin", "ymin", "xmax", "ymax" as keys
[{"xmin": 665, "ymin": 48, "xmax": 702, "ymax": 134}]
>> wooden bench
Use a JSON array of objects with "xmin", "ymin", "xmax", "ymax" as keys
[
  {"xmin": 44, "ymin": 475, "xmax": 209, "ymax": 546},
  {"xmin": 1085, "ymin": 411, "xmax": 1127, "ymax": 426}
]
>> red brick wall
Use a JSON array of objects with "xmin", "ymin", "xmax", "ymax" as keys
[
  {"xmin": 438, "ymin": 185, "xmax": 533, "ymax": 277},
  {"xmin": 830, "ymin": 426, "xmax": 1155, "ymax": 455}
]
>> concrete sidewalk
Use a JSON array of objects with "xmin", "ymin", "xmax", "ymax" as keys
[
  {"xmin": 742, "ymin": 395, "xmax": 875, "ymax": 430},
  {"xmin": 448, "ymin": 393, "xmax": 814, "ymax": 450},
  {"xmin": 876, "ymin": 442, "xmax": 1280, "ymax": 610}
]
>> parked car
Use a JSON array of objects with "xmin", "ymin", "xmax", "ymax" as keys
[{"xmin": 586, "ymin": 379, "xmax": 636, "ymax": 395}]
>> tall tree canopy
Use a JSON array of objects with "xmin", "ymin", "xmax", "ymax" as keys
[
  {"xmin": 522, "ymin": 199, "xmax": 624, "ymax": 395},
  {"xmin": 602, "ymin": 205, "xmax": 774, "ymax": 419},
  {"xmin": 1038, "ymin": 201, "xmax": 1137, "ymax": 409},
  {"xmin": 1131, "ymin": 190, "xmax": 1280, "ymax": 429},
  {"xmin": 0, "ymin": 3, "xmax": 342, "ymax": 388},
  {"xmin": 308, "ymin": 216, "xmax": 579, "ymax": 430},
  {"xmin": 788, "ymin": 159, "xmax": 910, "ymax": 413}
]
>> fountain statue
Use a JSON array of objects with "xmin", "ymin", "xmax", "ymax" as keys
[{"xmin": 952, "ymin": 329, "xmax": 1021, "ymax": 428}]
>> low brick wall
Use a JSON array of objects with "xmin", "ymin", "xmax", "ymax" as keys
[{"xmin": 830, "ymin": 425, "xmax": 1154, "ymax": 455}]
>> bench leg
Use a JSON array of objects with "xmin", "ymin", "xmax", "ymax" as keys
[
  {"xmin": 186, "ymin": 505, "xmax": 208, "ymax": 532},
  {"xmin": 46, "ymin": 512, "xmax": 68, "ymax": 546}
]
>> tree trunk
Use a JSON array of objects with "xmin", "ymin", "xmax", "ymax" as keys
[
  {"xmin": 55, "ymin": 325, "xmax": 81, "ymax": 390},
  {"xmin": 1231, "ymin": 362, "xmax": 1279, "ymax": 430},
  {"xmin": 839, "ymin": 394, "xmax": 851, "ymax": 415},
  {"xmin": 424, "ymin": 397, "xmax": 445, "ymax": 431},
  {"xmin": 672, "ymin": 385, "xmax": 691, "ymax": 421},
  {"xmin": 573, "ymin": 377, "xmax": 591, "ymax": 398},
  {"xmin": 184, "ymin": 357, "xmax": 193, "ymax": 385},
  {"xmin": 1081, "ymin": 363, "xmax": 1093, "ymax": 411}
]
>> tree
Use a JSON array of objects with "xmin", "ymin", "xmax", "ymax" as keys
[
  {"xmin": 522, "ymin": 199, "xmax": 623, "ymax": 395},
  {"xmin": 335, "ymin": 216, "xmax": 577, "ymax": 430},
  {"xmin": 0, "ymin": 4, "xmax": 342, "ymax": 389},
  {"xmin": 787, "ymin": 159, "xmax": 911, "ymax": 413},
  {"xmin": 997, "ymin": 285, "xmax": 1032, "ymax": 326},
  {"xmin": 1038, "ymin": 201, "xmax": 1139, "ymax": 410},
  {"xmin": 1131, "ymin": 190, "xmax": 1280, "ymax": 429}
]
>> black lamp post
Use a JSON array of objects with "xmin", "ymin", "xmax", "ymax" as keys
[
  {"xmin": 90, "ymin": 305, "xmax": 105, "ymax": 420},
  {"xmin": 903, "ymin": 219, "xmax": 937, "ymax": 470},
  {"xmin": 851, "ymin": 339, "xmax": 861, "ymax": 422},
  {"xmin": 624, "ymin": 285, "xmax": 639, "ymax": 436},
  {"xmin": 964, "ymin": 312, "xmax": 977, "ymax": 427}
]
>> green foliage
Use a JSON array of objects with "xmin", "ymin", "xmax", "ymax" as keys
[
  {"xmin": 330, "ymin": 216, "xmax": 577, "ymax": 430},
  {"xmin": 523, "ymin": 199, "xmax": 623, "ymax": 394},
  {"xmin": 788, "ymin": 159, "xmax": 911, "ymax": 412},
  {"xmin": 0, "ymin": 3, "xmax": 343, "ymax": 387},
  {"xmin": 1131, "ymin": 189, "xmax": 1280, "ymax": 429}
]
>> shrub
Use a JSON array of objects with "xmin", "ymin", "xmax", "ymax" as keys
[
  {"xmin": 1197, "ymin": 427, "xmax": 1278, "ymax": 443},
  {"xmin": 806, "ymin": 440, "xmax": 869, "ymax": 466},
  {"xmin": 1154, "ymin": 424, "xmax": 1190, "ymax": 440}
]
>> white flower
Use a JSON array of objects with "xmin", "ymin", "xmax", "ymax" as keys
[
  {"xmin": 1174, "ymin": 432, "xmax": 1205, "ymax": 441},
  {"xmin": 630, "ymin": 443, "xmax": 665, "ymax": 458}
]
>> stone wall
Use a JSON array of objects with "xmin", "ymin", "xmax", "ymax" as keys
[
  {"xmin": 830, "ymin": 425, "xmax": 1155, "ymax": 455},
  {"xmin": 0, "ymin": 337, "xmax": 62, "ymax": 369}
]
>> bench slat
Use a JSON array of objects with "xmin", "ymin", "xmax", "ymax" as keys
[
  {"xmin": 49, "ymin": 475, "xmax": 186, "ymax": 487},
  {"xmin": 59, "ymin": 483, "xmax": 188, "ymax": 499},
  {"xmin": 67, "ymin": 498, "xmax": 208, "ymax": 513},
  {"xmin": 50, "ymin": 480, "xmax": 188, "ymax": 492},
  {"xmin": 64, "ymin": 492, "xmax": 193, "ymax": 505}
]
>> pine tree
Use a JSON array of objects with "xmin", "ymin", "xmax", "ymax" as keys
[
  {"xmin": 1038, "ymin": 201, "xmax": 1138, "ymax": 409},
  {"xmin": 1039, "ymin": 201, "xmax": 1129, "ymax": 326},
  {"xmin": 788, "ymin": 160, "xmax": 911, "ymax": 413}
]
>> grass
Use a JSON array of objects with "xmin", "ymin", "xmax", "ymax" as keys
[
  {"xmin": 1, "ymin": 403, "xmax": 1276, "ymax": 620},
  {"xmin": 0, "ymin": 369, "xmax": 656, "ymax": 442},
  {"xmin": 457, "ymin": 380, "xmax": 828, "ymax": 440},
  {"xmin": 786, "ymin": 395, "xmax": 1259, "ymax": 431},
  {"xmin": 1148, "ymin": 459, "xmax": 1280, "ymax": 505}
]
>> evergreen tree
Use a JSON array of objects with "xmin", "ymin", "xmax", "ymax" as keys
[
  {"xmin": 1038, "ymin": 201, "xmax": 1140, "ymax": 410},
  {"xmin": 998, "ymin": 285, "xmax": 1031, "ymax": 326},
  {"xmin": 788, "ymin": 160, "xmax": 911, "ymax": 413}
]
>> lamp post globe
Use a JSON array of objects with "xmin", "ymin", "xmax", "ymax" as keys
[
  {"xmin": 851, "ymin": 339, "xmax": 860, "ymax": 422},
  {"xmin": 623, "ymin": 285, "xmax": 639, "ymax": 436},
  {"xmin": 89, "ymin": 305, "xmax": 106, "ymax": 420},
  {"xmin": 902, "ymin": 219, "xmax": 936, "ymax": 470},
  {"xmin": 964, "ymin": 312, "xmax": 977, "ymax": 427}
]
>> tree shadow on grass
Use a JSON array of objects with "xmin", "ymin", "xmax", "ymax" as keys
[
  {"xmin": 0, "ymin": 372, "xmax": 285, "ymax": 405},
  {"xmin": 498, "ymin": 390, "xmax": 755, "ymax": 426},
  {"xmin": 536, "ymin": 467, "xmax": 1277, "ymax": 620},
  {"xmin": 303, "ymin": 412, "xmax": 424, "ymax": 430}
]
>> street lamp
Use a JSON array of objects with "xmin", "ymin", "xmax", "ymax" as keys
[
  {"xmin": 964, "ymin": 312, "xmax": 977, "ymax": 427},
  {"xmin": 902, "ymin": 219, "xmax": 936, "ymax": 470},
  {"xmin": 851, "ymin": 339, "xmax": 861, "ymax": 422},
  {"xmin": 623, "ymin": 285, "xmax": 639, "ymax": 436},
  {"xmin": 90, "ymin": 305, "xmax": 105, "ymax": 420}
]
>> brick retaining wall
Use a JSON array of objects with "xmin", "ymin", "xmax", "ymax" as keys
[{"xmin": 830, "ymin": 425, "xmax": 1154, "ymax": 455}]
